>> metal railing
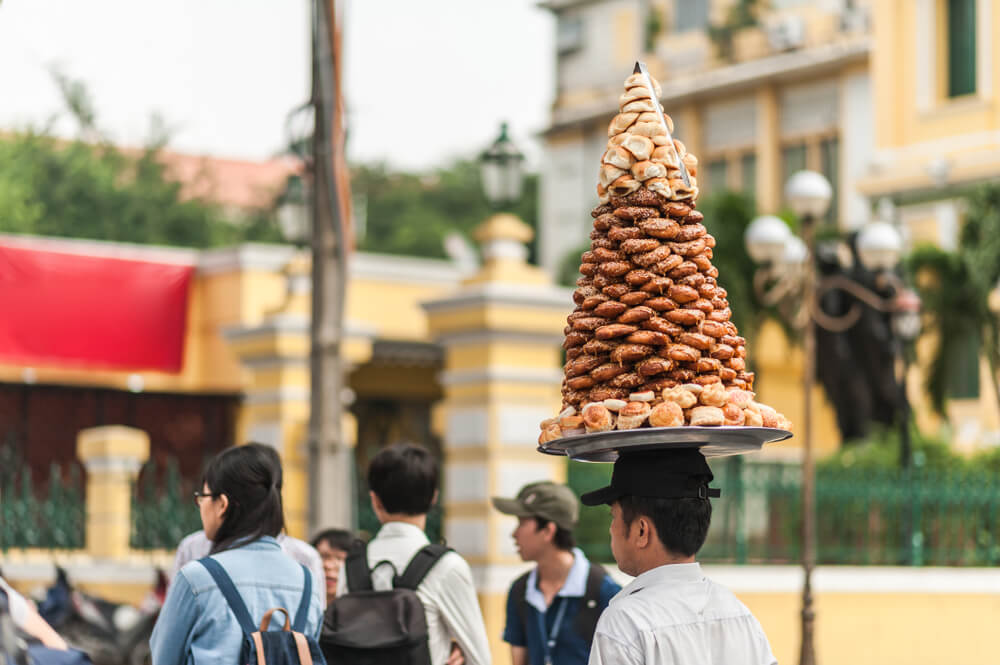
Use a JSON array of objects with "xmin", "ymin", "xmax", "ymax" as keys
[
  {"xmin": 1, "ymin": 464, "xmax": 85, "ymax": 550},
  {"xmin": 572, "ymin": 458, "xmax": 1000, "ymax": 566},
  {"xmin": 130, "ymin": 458, "xmax": 202, "ymax": 550}
]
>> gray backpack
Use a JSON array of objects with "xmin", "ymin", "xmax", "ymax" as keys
[{"xmin": 320, "ymin": 542, "xmax": 450, "ymax": 665}]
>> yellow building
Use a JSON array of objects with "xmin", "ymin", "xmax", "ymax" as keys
[{"xmin": 539, "ymin": 0, "xmax": 1000, "ymax": 452}]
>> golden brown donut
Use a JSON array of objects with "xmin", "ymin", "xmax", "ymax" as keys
[
  {"xmin": 593, "ymin": 301, "xmax": 629, "ymax": 318},
  {"xmin": 633, "ymin": 245, "xmax": 673, "ymax": 267},
  {"xmin": 667, "ymin": 344, "xmax": 700, "ymax": 363},
  {"xmin": 695, "ymin": 357, "xmax": 722, "ymax": 373},
  {"xmin": 609, "ymin": 372, "xmax": 645, "ymax": 389},
  {"xmin": 582, "ymin": 339, "xmax": 617, "ymax": 355},
  {"xmin": 563, "ymin": 331, "xmax": 590, "ymax": 348},
  {"xmin": 641, "ymin": 317, "xmax": 680, "ymax": 335},
  {"xmin": 593, "ymin": 247, "xmax": 626, "ymax": 262},
  {"xmin": 640, "ymin": 276, "xmax": 675, "ymax": 294},
  {"xmin": 667, "ymin": 261, "xmax": 698, "ymax": 279},
  {"xmin": 700, "ymin": 383, "xmax": 728, "ymax": 407},
  {"xmin": 692, "ymin": 299, "xmax": 714, "ymax": 314},
  {"xmin": 668, "ymin": 284, "xmax": 699, "ymax": 304},
  {"xmin": 579, "ymin": 263, "xmax": 597, "ymax": 276},
  {"xmin": 621, "ymin": 291, "xmax": 651, "ymax": 305},
  {"xmin": 665, "ymin": 309, "xmax": 706, "ymax": 326},
  {"xmin": 539, "ymin": 421, "xmax": 563, "ymax": 444},
  {"xmin": 637, "ymin": 218, "xmax": 680, "ymax": 239},
  {"xmin": 617, "ymin": 401, "xmax": 651, "ymax": 429},
  {"xmin": 621, "ymin": 238, "xmax": 662, "ymax": 254},
  {"xmin": 637, "ymin": 357, "xmax": 672, "ymax": 376},
  {"xmin": 571, "ymin": 317, "xmax": 607, "ymax": 332},
  {"xmin": 675, "ymin": 223, "xmax": 707, "ymax": 242},
  {"xmin": 595, "ymin": 323, "xmax": 638, "ymax": 339},
  {"xmin": 598, "ymin": 261, "xmax": 632, "ymax": 277},
  {"xmin": 618, "ymin": 306, "xmax": 655, "ymax": 324},
  {"xmin": 612, "ymin": 344, "xmax": 654, "ymax": 364},
  {"xmin": 590, "ymin": 363, "xmax": 629, "ymax": 382},
  {"xmin": 744, "ymin": 409, "xmax": 763, "ymax": 427},
  {"xmin": 582, "ymin": 403, "xmax": 615, "ymax": 433},
  {"xmin": 708, "ymin": 307, "xmax": 732, "ymax": 322},
  {"xmin": 664, "ymin": 202, "xmax": 693, "ymax": 219},
  {"xmin": 689, "ymin": 405, "xmax": 725, "ymax": 427},
  {"xmin": 662, "ymin": 386, "xmax": 698, "ymax": 409},
  {"xmin": 649, "ymin": 401, "xmax": 684, "ymax": 427},
  {"xmin": 602, "ymin": 283, "xmax": 631, "ymax": 299},
  {"xmin": 566, "ymin": 354, "xmax": 608, "ymax": 377},
  {"xmin": 709, "ymin": 343, "xmax": 735, "ymax": 360},
  {"xmin": 625, "ymin": 330, "xmax": 670, "ymax": 346},
  {"xmin": 608, "ymin": 226, "xmax": 645, "ymax": 242},
  {"xmin": 581, "ymin": 294, "xmax": 609, "ymax": 310},
  {"xmin": 678, "ymin": 332, "xmax": 713, "ymax": 350},
  {"xmin": 668, "ymin": 239, "xmax": 708, "ymax": 257},
  {"xmin": 589, "ymin": 386, "xmax": 630, "ymax": 402},
  {"xmin": 644, "ymin": 297, "xmax": 678, "ymax": 312},
  {"xmin": 692, "ymin": 374, "xmax": 722, "ymax": 386},
  {"xmin": 566, "ymin": 375, "xmax": 596, "ymax": 390},
  {"xmin": 718, "ymin": 367, "xmax": 738, "ymax": 382},
  {"xmin": 625, "ymin": 269, "xmax": 656, "ymax": 286}
]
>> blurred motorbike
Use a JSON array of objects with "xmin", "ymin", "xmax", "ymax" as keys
[{"xmin": 36, "ymin": 568, "xmax": 165, "ymax": 665}]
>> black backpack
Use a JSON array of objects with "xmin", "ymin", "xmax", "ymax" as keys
[
  {"xmin": 320, "ymin": 542, "xmax": 451, "ymax": 665},
  {"xmin": 199, "ymin": 558, "xmax": 325, "ymax": 665},
  {"xmin": 510, "ymin": 562, "xmax": 608, "ymax": 645}
]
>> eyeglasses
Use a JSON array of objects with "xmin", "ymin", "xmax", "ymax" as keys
[{"xmin": 193, "ymin": 490, "xmax": 220, "ymax": 506}]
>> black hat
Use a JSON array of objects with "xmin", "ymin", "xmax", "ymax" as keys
[{"xmin": 580, "ymin": 448, "xmax": 721, "ymax": 506}]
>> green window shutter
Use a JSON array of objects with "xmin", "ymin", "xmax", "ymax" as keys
[
  {"xmin": 946, "ymin": 330, "xmax": 980, "ymax": 399},
  {"xmin": 947, "ymin": 0, "xmax": 977, "ymax": 98},
  {"xmin": 740, "ymin": 153, "xmax": 757, "ymax": 201},
  {"xmin": 707, "ymin": 159, "xmax": 729, "ymax": 193},
  {"xmin": 781, "ymin": 144, "xmax": 807, "ymax": 205},
  {"xmin": 821, "ymin": 138, "xmax": 839, "ymax": 224}
]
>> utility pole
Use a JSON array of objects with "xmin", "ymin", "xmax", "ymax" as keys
[{"xmin": 308, "ymin": 0, "xmax": 353, "ymax": 532}]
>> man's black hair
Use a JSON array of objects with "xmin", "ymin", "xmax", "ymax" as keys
[
  {"xmin": 617, "ymin": 495, "xmax": 711, "ymax": 557},
  {"xmin": 532, "ymin": 517, "xmax": 576, "ymax": 551},
  {"xmin": 203, "ymin": 443, "xmax": 285, "ymax": 554},
  {"xmin": 367, "ymin": 443, "xmax": 439, "ymax": 515},
  {"xmin": 311, "ymin": 528, "xmax": 355, "ymax": 552}
]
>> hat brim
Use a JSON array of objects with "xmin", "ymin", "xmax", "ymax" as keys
[
  {"xmin": 491, "ymin": 497, "xmax": 532, "ymax": 517},
  {"xmin": 580, "ymin": 484, "xmax": 625, "ymax": 507}
]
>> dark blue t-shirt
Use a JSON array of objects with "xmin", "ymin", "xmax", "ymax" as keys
[{"xmin": 502, "ymin": 568, "xmax": 620, "ymax": 665}]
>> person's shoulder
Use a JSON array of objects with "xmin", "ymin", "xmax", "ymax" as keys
[
  {"xmin": 598, "ymin": 572, "xmax": 622, "ymax": 603},
  {"xmin": 177, "ymin": 530, "xmax": 210, "ymax": 551},
  {"xmin": 593, "ymin": 594, "xmax": 645, "ymax": 640},
  {"xmin": 279, "ymin": 535, "xmax": 322, "ymax": 566},
  {"xmin": 702, "ymin": 576, "xmax": 759, "ymax": 619}
]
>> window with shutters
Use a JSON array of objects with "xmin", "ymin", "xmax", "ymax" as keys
[
  {"xmin": 946, "ymin": 0, "xmax": 976, "ymax": 97},
  {"xmin": 706, "ymin": 159, "xmax": 729, "ymax": 194},
  {"xmin": 740, "ymin": 153, "xmax": 757, "ymax": 199}
]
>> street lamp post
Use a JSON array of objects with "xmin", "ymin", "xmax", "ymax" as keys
[{"xmin": 745, "ymin": 172, "xmax": 919, "ymax": 665}]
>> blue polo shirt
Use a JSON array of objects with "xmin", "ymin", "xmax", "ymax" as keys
[{"xmin": 503, "ymin": 548, "xmax": 620, "ymax": 665}]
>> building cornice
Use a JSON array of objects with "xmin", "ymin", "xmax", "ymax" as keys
[{"xmin": 545, "ymin": 38, "xmax": 871, "ymax": 135}]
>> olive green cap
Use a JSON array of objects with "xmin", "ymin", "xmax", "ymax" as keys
[{"xmin": 491, "ymin": 481, "xmax": 579, "ymax": 531}]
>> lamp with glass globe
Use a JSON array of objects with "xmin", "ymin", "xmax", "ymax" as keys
[{"xmin": 479, "ymin": 122, "xmax": 525, "ymax": 209}]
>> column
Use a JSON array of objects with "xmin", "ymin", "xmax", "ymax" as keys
[
  {"xmin": 225, "ymin": 254, "xmax": 371, "ymax": 538},
  {"xmin": 76, "ymin": 426, "xmax": 150, "ymax": 559},
  {"xmin": 422, "ymin": 213, "xmax": 571, "ymax": 664},
  {"xmin": 756, "ymin": 84, "xmax": 781, "ymax": 213}
]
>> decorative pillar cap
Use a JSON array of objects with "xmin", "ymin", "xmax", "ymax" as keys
[
  {"xmin": 473, "ymin": 213, "xmax": 534, "ymax": 247},
  {"xmin": 77, "ymin": 425, "xmax": 150, "ymax": 467}
]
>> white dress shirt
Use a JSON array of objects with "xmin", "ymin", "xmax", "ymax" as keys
[
  {"xmin": 338, "ymin": 521, "xmax": 492, "ymax": 665},
  {"xmin": 171, "ymin": 530, "xmax": 326, "ymax": 608},
  {"xmin": 589, "ymin": 562, "xmax": 776, "ymax": 665}
]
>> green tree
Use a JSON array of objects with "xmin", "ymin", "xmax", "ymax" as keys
[
  {"xmin": 351, "ymin": 161, "xmax": 539, "ymax": 261},
  {"xmin": 906, "ymin": 183, "xmax": 1000, "ymax": 416},
  {"xmin": 0, "ymin": 71, "xmax": 284, "ymax": 247}
]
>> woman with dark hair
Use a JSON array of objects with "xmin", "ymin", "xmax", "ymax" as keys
[{"xmin": 150, "ymin": 444, "xmax": 324, "ymax": 665}]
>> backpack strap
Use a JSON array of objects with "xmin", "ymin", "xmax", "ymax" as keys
[
  {"xmin": 292, "ymin": 563, "xmax": 312, "ymax": 633},
  {"xmin": 510, "ymin": 571, "xmax": 530, "ymax": 632},
  {"xmin": 198, "ymin": 557, "xmax": 257, "ymax": 637},
  {"xmin": 572, "ymin": 561, "xmax": 608, "ymax": 641},
  {"xmin": 395, "ymin": 544, "xmax": 452, "ymax": 590},
  {"xmin": 344, "ymin": 540, "xmax": 374, "ymax": 592}
]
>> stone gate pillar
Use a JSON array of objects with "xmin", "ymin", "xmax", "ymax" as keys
[
  {"xmin": 77, "ymin": 426, "xmax": 150, "ymax": 559},
  {"xmin": 422, "ymin": 213, "xmax": 571, "ymax": 663}
]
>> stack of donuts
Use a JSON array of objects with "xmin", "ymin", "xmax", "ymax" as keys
[{"xmin": 538, "ymin": 70, "xmax": 791, "ymax": 444}]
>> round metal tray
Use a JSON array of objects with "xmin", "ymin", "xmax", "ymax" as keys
[{"xmin": 538, "ymin": 426, "xmax": 792, "ymax": 462}]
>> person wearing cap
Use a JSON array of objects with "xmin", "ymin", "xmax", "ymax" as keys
[
  {"xmin": 493, "ymin": 481, "xmax": 621, "ymax": 665},
  {"xmin": 579, "ymin": 448, "xmax": 776, "ymax": 665}
]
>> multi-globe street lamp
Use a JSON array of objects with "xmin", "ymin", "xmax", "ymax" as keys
[{"xmin": 745, "ymin": 172, "xmax": 920, "ymax": 665}]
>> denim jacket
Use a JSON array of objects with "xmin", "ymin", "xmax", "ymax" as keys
[{"xmin": 150, "ymin": 536, "xmax": 324, "ymax": 665}]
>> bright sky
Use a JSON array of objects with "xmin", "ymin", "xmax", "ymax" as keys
[{"xmin": 0, "ymin": 0, "xmax": 554, "ymax": 171}]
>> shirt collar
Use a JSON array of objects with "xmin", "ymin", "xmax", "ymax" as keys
[
  {"xmin": 615, "ymin": 562, "xmax": 704, "ymax": 601},
  {"xmin": 234, "ymin": 535, "xmax": 281, "ymax": 551},
  {"xmin": 525, "ymin": 548, "xmax": 590, "ymax": 613},
  {"xmin": 376, "ymin": 521, "xmax": 430, "ymax": 542}
]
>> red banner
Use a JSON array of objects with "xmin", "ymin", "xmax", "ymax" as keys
[{"xmin": 0, "ymin": 243, "xmax": 193, "ymax": 373}]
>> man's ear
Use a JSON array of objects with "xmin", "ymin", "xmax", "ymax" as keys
[
  {"xmin": 634, "ymin": 515, "xmax": 653, "ymax": 549},
  {"xmin": 369, "ymin": 490, "xmax": 383, "ymax": 513},
  {"xmin": 431, "ymin": 489, "xmax": 439, "ymax": 508}
]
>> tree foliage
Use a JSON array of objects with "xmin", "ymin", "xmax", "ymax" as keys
[
  {"xmin": 906, "ymin": 183, "xmax": 1000, "ymax": 416},
  {"xmin": 351, "ymin": 161, "xmax": 539, "ymax": 261},
  {"xmin": 0, "ymin": 71, "xmax": 283, "ymax": 248}
]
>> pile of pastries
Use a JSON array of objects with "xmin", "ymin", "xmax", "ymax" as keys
[{"xmin": 539, "ymin": 69, "xmax": 791, "ymax": 443}]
